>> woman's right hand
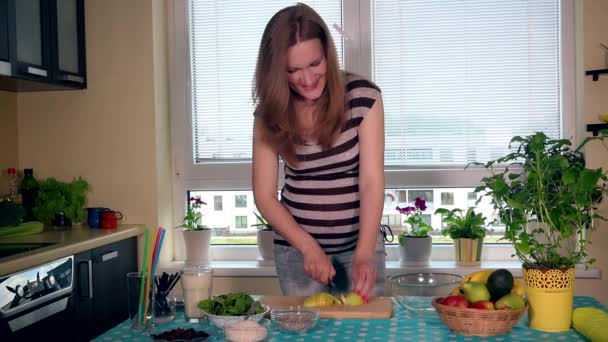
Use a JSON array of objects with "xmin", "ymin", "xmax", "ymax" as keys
[{"xmin": 302, "ymin": 245, "xmax": 336, "ymax": 285}]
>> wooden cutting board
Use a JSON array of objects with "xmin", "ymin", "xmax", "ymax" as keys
[{"xmin": 260, "ymin": 295, "xmax": 393, "ymax": 319}]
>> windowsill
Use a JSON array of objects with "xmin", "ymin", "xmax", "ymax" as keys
[{"xmin": 158, "ymin": 259, "xmax": 601, "ymax": 279}]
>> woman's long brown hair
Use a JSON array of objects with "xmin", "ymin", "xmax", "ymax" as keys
[{"xmin": 252, "ymin": 3, "xmax": 345, "ymax": 165}]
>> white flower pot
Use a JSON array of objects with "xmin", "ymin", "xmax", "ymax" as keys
[
  {"xmin": 399, "ymin": 236, "xmax": 432, "ymax": 267},
  {"xmin": 183, "ymin": 229, "xmax": 212, "ymax": 266},
  {"xmin": 256, "ymin": 230, "xmax": 274, "ymax": 266}
]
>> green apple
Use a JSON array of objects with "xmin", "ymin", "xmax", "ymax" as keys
[
  {"xmin": 461, "ymin": 281, "xmax": 491, "ymax": 303},
  {"xmin": 495, "ymin": 293, "xmax": 525, "ymax": 310}
]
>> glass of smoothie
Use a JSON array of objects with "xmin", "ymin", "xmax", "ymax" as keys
[{"xmin": 181, "ymin": 266, "xmax": 213, "ymax": 323}]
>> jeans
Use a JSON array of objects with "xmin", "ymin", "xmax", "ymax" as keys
[{"xmin": 274, "ymin": 236, "xmax": 386, "ymax": 296}]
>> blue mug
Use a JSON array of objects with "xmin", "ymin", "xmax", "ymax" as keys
[{"xmin": 87, "ymin": 207, "xmax": 110, "ymax": 228}]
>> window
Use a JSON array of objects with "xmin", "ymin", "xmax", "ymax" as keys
[
  {"xmin": 235, "ymin": 195, "xmax": 247, "ymax": 208},
  {"xmin": 467, "ymin": 192, "xmax": 478, "ymax": 208},
  {"xmin": 214, "ymin": 195, "xmax": 222, "ymax": 211},
  {"xmin": 235, "ymin": 216, "xmax": 248, "ymax": 229},
  {"xmin": 441, "ymin": 192, "xmax": 455, "ymax": 206},
  {"xmin": 170, "ymin": 1, "xmax": 575, "ymax": 258}
]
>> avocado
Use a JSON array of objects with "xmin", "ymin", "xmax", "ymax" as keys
[{"xmin": 486, "ymin": 269, "xmax": 514, "ymax": 302}]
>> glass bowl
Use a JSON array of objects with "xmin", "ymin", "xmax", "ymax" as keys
[
  {"xmin": 389, "ymin": 273, "xmax": 463, "ymax": 312},
  {"xmin": 223, "ymin": 318, "xmax": 270, "ymax": 342},
  {"xmin": 270, "ymin": 306, "xmax": 320, "ymax": 334},
  {"xmin": 203, "ymin": 304, "xmax": 270, "ymax": 329}
]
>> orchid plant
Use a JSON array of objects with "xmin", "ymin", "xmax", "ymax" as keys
[
  {"xmin": 179, "ymin": 197, "xmax": 209, "ymax": 231},
  {"xmin": 396, "ymin": 197, "xmax": 433, "ymax": 242}
]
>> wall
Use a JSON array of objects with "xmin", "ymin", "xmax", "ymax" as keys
[
  {"xmin": 0, "ymin": 91, "xmax": 18, "ymax": 194},
  {"xmin": 15, "ymin": 0, "xmax": 174, "ymax": 262},
  {"xmin": 579, "ymin": 0, "xmax": 608, "ymax": 306}
]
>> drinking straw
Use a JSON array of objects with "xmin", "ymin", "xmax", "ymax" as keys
[
  {"xmin": 143, "ymin": 227, "xmax": 160, "ymax": 323},
  {"xmin": 137, "ymin": 228, "xmax": 150, "ymax": 326}
]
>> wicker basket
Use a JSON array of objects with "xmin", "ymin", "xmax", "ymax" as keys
[{"xmin": 432, "ymin": 297, "xmax": 527, "ymax": 337}]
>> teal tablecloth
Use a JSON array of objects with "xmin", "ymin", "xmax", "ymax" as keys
[{"xmin": 94, "ymin": 296, "xmax": 605, "ymax": 341}]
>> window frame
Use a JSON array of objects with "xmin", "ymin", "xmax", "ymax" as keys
[{"xmin": 168, "ymin": 0, "xmax": 577, "ymax": 262}]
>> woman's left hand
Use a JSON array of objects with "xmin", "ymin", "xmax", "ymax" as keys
[{"xmin": 352, "ymin": 253, "xmax": 377, "ymax": 298}]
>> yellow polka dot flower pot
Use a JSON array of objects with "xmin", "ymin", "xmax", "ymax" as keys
[{"xmin": 522, "ymin": 267, "xmax": 575, "ymax": 332}]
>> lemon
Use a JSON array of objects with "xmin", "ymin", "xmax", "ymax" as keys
[
  {"xmin": 572, "ymin": 307, "xmax": 608, "ymax": 342},
  {"xmin": 601, "ymin": 114, "xmax": 608, "ymax": 122}
]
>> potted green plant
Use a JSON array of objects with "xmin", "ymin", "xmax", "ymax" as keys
[
  {"xmin": 33, "ymin": 177, "xmax": 89, "ymax": 227},
  {"xmin": 434, "ymin": 208, "xmax": 487, "ymax": 266},
  {"xmin": 396, "ymin": 197, "xmax": 433, "ymax": 266},
  {"xmin": 179, "ymin": 197, "xmax": 212, "ymax": 266},
  {"xmin": 252, "ymin": 212, "xmax": 274, "ymax": 265},
  {"xmin": 473, "ymin": 131, "xmax": 608, "ymax": 332}
]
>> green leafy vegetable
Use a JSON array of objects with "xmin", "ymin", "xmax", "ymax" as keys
[
  {"xmin": 32, "ymin": 177, "xmax": 89, "ymax": 224},
  {"xmin": 198, "ymin": 292, "xmax": 264, "ymax": 316}
]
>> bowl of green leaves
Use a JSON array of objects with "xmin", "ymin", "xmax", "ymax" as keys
[{"xmin": 198, "ymin": 292, "xmax": 269, "ymax": 329}]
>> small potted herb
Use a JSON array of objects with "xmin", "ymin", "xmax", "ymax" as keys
[
  {"xmin": 251, "ymin": 212, "xmax": 274, "ymax": 265},
  {"xmin": 179, "ymin": 197, "xmax": 212, "ymax": 266},
  {"xmin": 434, "ymin": 207, "xmax": 487, "ymax": 265},
  {"xmin": 396, "ymin": 197, "xmax": 433, "ymax": 266}
]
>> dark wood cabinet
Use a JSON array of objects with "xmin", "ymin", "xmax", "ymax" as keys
[
  {"xmin": 74, "ymin": 237, "xmax": 138, "ymax": 340},
  {"xmin": 0, "ymin": 0, "xmax": 9, "ymax": 67},
  {"xmin": 0, "ymin": 0, "xmax": 86, "ymax": 91}
]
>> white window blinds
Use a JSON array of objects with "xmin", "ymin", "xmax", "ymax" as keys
[
  {"xmin": 373, "ymin": 0, "xmax": 562, "ymax": 167},
  {"xmin": 189, "ymin": 0, "xmax": 343, "ymax": 162}
]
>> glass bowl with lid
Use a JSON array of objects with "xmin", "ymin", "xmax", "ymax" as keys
[{"xmin": 389, "ymin": 273, "xmax": 463, "ymax": 312}]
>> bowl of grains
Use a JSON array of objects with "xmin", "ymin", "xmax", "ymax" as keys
[{"xmin": 270, "ymin": 307, "xmax": 319, "ymax": 334}]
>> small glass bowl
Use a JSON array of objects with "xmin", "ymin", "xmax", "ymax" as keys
[
  {"xmin": 224, "ymin": 318, "xmax": 270, "ymax": 342},
  {"xmin": 389, "ymin": 273, "xmax": 463, "ymax": 312},
  {"xmin": 270, "ymin": 307, "xmax": 320, "ymax": 334}
]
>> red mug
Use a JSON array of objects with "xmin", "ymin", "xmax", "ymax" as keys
[{"xmin": 100, "ymin": 210, "xmax": 123, "ymax": 229}]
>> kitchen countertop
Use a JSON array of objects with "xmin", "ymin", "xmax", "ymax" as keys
[{"xmin": 0, "ymin": 224, "xmax": 145, "ymax": 276}]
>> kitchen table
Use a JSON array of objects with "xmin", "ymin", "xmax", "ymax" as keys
[{"xmin": 94, "ymin": 296, "xmax": 604, "ymax": 341}]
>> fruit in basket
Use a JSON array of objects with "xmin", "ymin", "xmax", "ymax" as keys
[
  {"xmin": 469, "ymin": 300, "xmax": 495, "ymax": 310},
  {"xmin": 461, "ymin": 281, "xmax": 491, "ymax": 303},
  {"xmin": 495, "ymin": 293, "xmax": 525, "ymax": 310},
  {"xmin": 440, "ymin": 295, "xmax": 469, "ymax": 308},
  {"xmin": 303, "ymin": 292, "xmax": 342, "ymax": 307},
  {"xmin": 486, "ymin": 269, "xmax": 514, "ymax": 301},
  {"xmin": 462, "ymin": 269, "xmax": 494, "ymax": 284},
  {"xmin": 511, "ymin": 278, "xmax": 524, "ymax": 296}
]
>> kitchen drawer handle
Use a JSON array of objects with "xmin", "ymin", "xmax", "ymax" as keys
[
  {"xmin": 100, "ymin": 251, "xmax": 118, "ymax": 262},
  {"xmin": 88, "ymin": 260, "xmax": 93, "ymax": 299},
  {"xmin": 25, "ymin": 66, "xmax": 48, "ymax": 77}
]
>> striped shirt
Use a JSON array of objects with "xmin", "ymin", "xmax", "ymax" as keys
[{"xmin": 275, "ymin": 74, "xmax": 382, "ymax": 255}]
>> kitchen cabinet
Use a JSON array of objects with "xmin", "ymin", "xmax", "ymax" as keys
[
  {"xmin": 0, "ymin": 0, "xmax": 86, "ymax": 92},
  {"xmin": 74, "ymin": 237, "xmax": 138, "ymax": 340},
  {"xmin": 0, "ymin": 0, "xmax": 9, "ymax": 74}
]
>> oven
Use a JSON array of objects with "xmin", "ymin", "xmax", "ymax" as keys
[{"xmin": 0, "ymin": 255, "xmax": 78, "ymax": 341}]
